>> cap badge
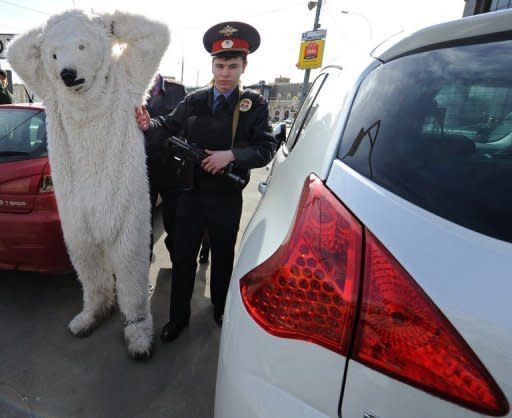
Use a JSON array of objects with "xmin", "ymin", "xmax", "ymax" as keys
[
  {"xmin": 219, "ymin": 25, "xmax": 238, "ymax": 37},
  {"xmin": 240, "ymin": 98, "xmax": 252, "ymax": 112},
  {"xmin": 221, "ymin": 39, "xmax": 234, "ymax": 49}
]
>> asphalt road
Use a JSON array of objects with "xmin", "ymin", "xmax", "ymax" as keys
[{"xmin": 0, "ymin": 167, "xmax": 269, "ymax": 418}]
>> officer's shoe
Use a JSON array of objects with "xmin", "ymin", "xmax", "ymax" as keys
[
  {"xmin": 213, "ymin": 309, "xmax": 223, "ymax": 327},
  {"xmin": 160, "ymin": 320, "xmax": 189, "ymax": 343}
]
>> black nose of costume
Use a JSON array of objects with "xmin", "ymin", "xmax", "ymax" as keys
[{"xmin": 60, "ymin": 68, "xmax": 77, "ymax": 86}]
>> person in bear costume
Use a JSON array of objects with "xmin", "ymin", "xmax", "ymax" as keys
[{"xmin": 7, "ymin": 9, "xmax": 170, "ymax": 359}]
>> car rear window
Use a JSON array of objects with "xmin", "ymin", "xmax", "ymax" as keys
[
  {"xmin": 0, "ymin": 108, "xmax": 47, "ymax": 162},
  {"xmin": 339, "ymin": 39, "xmax": 512, "ymax": 243}
]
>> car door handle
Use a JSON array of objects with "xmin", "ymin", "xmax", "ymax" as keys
[{"xmin": 258, "ymin": 181, "xmax": 268, "ymax": 195}]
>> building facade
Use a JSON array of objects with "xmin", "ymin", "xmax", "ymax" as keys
[{"xmin": 246, "ymin": 77, "xmax": 307, "ymax": 123}]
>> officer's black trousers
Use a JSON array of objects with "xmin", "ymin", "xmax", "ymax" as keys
[
  {"xmin": 169, "ymin": 190, "xmax": 243, "ymax": 325},
  {"xmin": 148, "ymin": 156, "xmax": 179, "ymax": 257},
  {"xmin": 149, "ymin": 185, "xmax": 178, "ymax": 256}
]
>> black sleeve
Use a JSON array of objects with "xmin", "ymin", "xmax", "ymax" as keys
[
  {"xmin": 145, "ymin": 98, "xmax": 188, "ymax": 146},
  {"xmin": 232, "ymin": 97, "xmax": 277, "ymax": 169}
]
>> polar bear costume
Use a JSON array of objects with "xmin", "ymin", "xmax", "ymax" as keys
[{"xmin": 7, "ymin": 9, "xmax": 170, "ymax": 359}]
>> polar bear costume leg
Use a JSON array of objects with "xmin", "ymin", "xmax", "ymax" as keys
[
  {"xmin": 67, "ymin": 239, "xmax": 115, "ymax": 336},
  {"xmin": 110, "ymin": 221, "xmax": 153, "ymax": 357}
]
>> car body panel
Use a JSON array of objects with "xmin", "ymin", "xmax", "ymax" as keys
[
  {"xmin": 0, "ymin": 205, "xmax": 70, "ymax": 273},
  {"xmin": 0, "ymin": 157, "xmax": 47, "ymax": 213}
]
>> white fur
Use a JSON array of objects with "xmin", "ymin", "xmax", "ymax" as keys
[{"xmin": 7, "ymin": 9, "xmax": 170, "ymax": 359}]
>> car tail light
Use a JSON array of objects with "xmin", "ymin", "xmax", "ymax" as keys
[
  {"xmin": 353, "ymin": 231, "xmax": 509, "ymax": 416},
  {"xmin": 240, "ymin": 174, "xmax": 362, "ymax": 355},
  {"xmin": 240, "ymin": 174, "xmax": 509, "ymax": 416},
  {"xmin": 34, "ymin": 162, "xmax": 57, "ymax": 211},
  {"xmin": 39, "ymin": 162, "xmax": 54, "ymax": 193}
]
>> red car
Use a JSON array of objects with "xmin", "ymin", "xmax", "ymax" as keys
[{"xmin": 0, "ymin": 103, "xmax": 72, "ymax": 274}]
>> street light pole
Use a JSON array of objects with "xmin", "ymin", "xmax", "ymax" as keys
[
  {"xmin": 301, "ymin": 0, "xmax": 323, "ymax": 102},
  {"xmin": 311, "ymin": 0, "xmax": 322, "ymax": 31}
]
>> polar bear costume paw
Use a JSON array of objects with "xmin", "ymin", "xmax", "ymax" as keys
[
  {"xmin": 68, "ymin": 303, "xmax": 115, "ymax": 337},
  {"xmin": 124, "ymin": 316, "xmax": 154, "ymax": 360}
]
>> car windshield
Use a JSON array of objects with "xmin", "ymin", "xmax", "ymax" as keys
[
  {"xmin": 340, "ymin": 39, "xmax": 512, "ymax": 242},
  {"xmin": 0, "ymin": 108, "xmax": 47, "ymax": 162}
]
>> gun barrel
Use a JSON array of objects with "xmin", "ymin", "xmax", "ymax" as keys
[{"xmin": 224, "ymin": 170, "xmax": 247, "ymax": 186}]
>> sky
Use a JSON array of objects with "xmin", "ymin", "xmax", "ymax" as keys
[{"xmin": 0, "ymin": 0, "xmax": 463, "ymax": 87}]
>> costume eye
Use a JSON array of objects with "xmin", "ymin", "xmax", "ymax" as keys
[
  {"xmin": 78, "ymin": 44, "xmax": 85, "ymax": 50},
  {"xmin": 52, "ymin": 53, "xmax": 57, "ymax": 59}
]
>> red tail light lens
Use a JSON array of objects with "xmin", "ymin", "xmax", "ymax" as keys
[
  {"xmin": 39, "ymin": 162, "xmax": 54, "ymax": 193},
  {"xmin": 353, "ymin": 231, "xmax": 509, "ymax": 416},
  {"xmin": 240, "ymin": 174, "xmax": 362, "ymax": 354},
  {"xmin": 34, "ymin": 162, "xmax": 57, "ymax": 211}
]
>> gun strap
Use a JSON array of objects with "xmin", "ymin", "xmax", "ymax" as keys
[{"xmin": 231, "ymin": 87, "xmax": 242, "ymax": 148}]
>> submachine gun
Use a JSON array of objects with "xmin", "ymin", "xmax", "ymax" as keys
[{"xmin": 167, "ymin": 136, "xmax": 247, "ymax": 188}]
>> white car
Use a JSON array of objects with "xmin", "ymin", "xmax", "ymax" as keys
[{"xmin": 215, "ymin": 9, "xmax": 512, "ymax": 418}]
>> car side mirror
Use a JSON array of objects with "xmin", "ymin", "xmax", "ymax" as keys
[{"xmin": 273, "ymin": 122, "xmax": 287, "ymax": 145}]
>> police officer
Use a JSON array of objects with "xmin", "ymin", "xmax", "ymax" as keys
[
  {"xmin": 136, "ymin": 21, "xmax": 276, "ymax": 343},
  {"xmin": 145, "ymin": 75, "xmax": 187, "ymax": 258}
]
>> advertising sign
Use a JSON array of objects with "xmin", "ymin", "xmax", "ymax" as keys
[{"xmin": 297, "ymin": 29, "xmax": 327, "ymax": 70}]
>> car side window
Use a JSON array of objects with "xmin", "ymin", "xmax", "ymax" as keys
[{"xmin": 286, "ymin": 74, "xmax": 328, "ymax": 151}]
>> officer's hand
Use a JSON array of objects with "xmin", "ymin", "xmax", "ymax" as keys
[
  {"xmin": 202, "ymin": 150, "xmax": 235, "ymax": 175},
  {"xmin": 135, "ymin": 106, "xmax": 150, "ymax": 131}
]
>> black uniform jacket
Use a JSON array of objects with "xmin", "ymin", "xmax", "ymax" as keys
[
  {"xmin": 146, "ymin": 86, "xmax": 276, "ymax": 193},
  {"xmin": 145, "ymin": 80, "xmax": 187, "ymax": 162}
]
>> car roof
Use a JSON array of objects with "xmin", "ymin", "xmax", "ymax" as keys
[{"xmin": 374, "ymin": 9, "xmax": 512, "ymax": 63}]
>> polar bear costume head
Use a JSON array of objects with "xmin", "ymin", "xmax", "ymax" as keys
[{"xmin": 39, "ymin": 9, "xmax": 112, "ymax": 95}]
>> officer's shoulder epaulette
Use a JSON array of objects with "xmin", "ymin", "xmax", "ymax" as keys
[
  {"xmin": 241, "ymin": 88, "xmax": 267, "ymax": 105},
  {"xmin": 187, "ymin": 86, "xmax": 210, "ymax": 102}
]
